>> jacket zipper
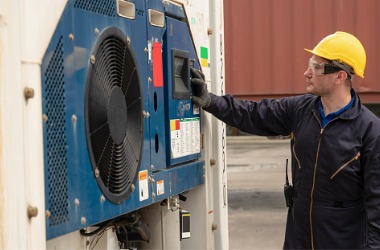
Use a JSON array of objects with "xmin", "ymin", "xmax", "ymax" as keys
[
  {"xmin": 309, "ymin": 127, "xmax": 322, "ymax": 250},
  {"xmin": 291, "ymin": 132, "xmax": 301, "ymax": 169},
  {"xmin": 330, "ymin": 152, "xmax": 361, "ymax": 179},
  {"xmin": 309, "ymin": 113, "xmax": 338, "ymax": 250}
]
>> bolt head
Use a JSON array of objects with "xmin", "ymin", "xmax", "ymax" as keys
[
  {"xmin": 90, "ymin": 55, "xmax": 96, "ymax": 64},
  {"xmin": 100, "ymin": 195, "xmax": 105, "ymax": 203},
  {"xmin": 24, "ymin": 87, "xmax": 35, "ymax": 100},
  {"xmin": 27, "ymin": 205, "xmax": 38, "ymax": 219},
  {"xmin": 94, "ymin": 168, "xmax": 100, "ymax": 178}
]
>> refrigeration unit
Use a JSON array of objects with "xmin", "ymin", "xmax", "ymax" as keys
[{"xmin": 41, "ymin": 0, "xmax": 204, "ymax": 240}]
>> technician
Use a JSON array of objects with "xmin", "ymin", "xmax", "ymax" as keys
[{"xmin": 190, "ymin": 31, "xmax": 380, "ymax": 249}]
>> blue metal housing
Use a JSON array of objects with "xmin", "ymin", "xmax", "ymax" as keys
[{"xmin": 41, "ymin": 0, "xmax": 204, "ymax": 240}]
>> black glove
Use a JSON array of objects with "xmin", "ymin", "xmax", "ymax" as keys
[{"xmin": 190, "ymin": 68, "xmax": 211, "ymax": 108}]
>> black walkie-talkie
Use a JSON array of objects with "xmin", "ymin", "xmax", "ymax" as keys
[{"xmin": 284, "ymin": 159, "xmax": 293, "ymax": 208}]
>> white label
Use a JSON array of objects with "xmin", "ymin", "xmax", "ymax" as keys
[
  {"xmin": 157, "ymin": 180, "xmax": 164, "ymax": 196},
  {"xmin": 139, "ymin": 170, "xmax": 149, "ymax": 201},
  {"xmin": 170, "ymin": 118, "xmax": 200, "ymax": 159}
]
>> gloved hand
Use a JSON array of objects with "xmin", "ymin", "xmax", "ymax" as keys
[{"xmin": 190, "ymin": 68, "xmax": 211, "ymax": 108}]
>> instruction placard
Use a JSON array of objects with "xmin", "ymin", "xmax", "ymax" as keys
[{"xmin": 170, "ymin": 118, "xmax": 200, "ymax": 159}]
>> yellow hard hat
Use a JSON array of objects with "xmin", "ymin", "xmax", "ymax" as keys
[{"xmin": 305, "ymin": 31, "xmax": 366, "ymax": 78}]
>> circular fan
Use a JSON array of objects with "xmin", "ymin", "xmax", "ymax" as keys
[{"xmin": 85, "ymin": 27, "xmax": 143, "ymax": 204}]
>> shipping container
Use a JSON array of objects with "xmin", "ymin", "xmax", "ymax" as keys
[{"xmin": 223, "ymin": 0, "xmax": 380, "ymax": 106}]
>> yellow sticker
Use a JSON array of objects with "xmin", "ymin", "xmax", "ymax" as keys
[{"xmin": 201, "ymin": 58, "xmax": 208, "ymax": 67}]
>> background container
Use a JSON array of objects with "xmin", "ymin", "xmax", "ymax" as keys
[{"xmin": 223, "ymin": 0, "xmax": 380, "ymax": 105}]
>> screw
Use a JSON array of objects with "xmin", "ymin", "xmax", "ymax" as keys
[
  {"xmin": 72, "ymin": 114, "xmax": 77, "ymax": 122},
  {"xmin": 126, "ymin": 36, "xmax": 131, "ymax": 45},
  {"xmin": 90, "ymin": 55, "xmax": 96, "ymax": 64},
  {"xmin": 210, "ymin": 158, "xmax": 216, "ymax": 166},
  {"xmin": 95, "ymin": 28, "xmax": 100, "ymax": 36},
  {"xmin": 45, "ymin": 210, "xmax": 51, "ymax": 218},
  {"xmin": 212, "ymin": 223, "xmax": 218, "ymax": 231},
  {"xmin": 100, "ymin": 195, "xmax": 105, "ymax": 203},
  {"xmin": 42, "ymin": 114, "xmax": 48, "ymax": 123},
  {"xmin": 74, "ymin": 198, "xmax": 80, "ymax": 206},
  {"xmin": 151, "ymin": 165, "xmax": 155, "ymax": 171},
  {"xmin": 131, "ymin": 184, "xmax": 135, "ymax": 192},
  {"xmin": 69, "ymin": 34, "xmax": 74, "ymax": 41},
  {"xmin": 94, "ymin": 168, "xmax": 99, "ymax": 178},
  {"xmin": 81, "ymin": 217, "xmax": 86, "ymax": 224},
  {"xmin": 144, "ymin": 47, "xmax": 148, "ymax": 53},
  {"xmin": 143, "ymin": 111, "xmax": 150, "ymax": 118},
  {"xmin": 207, "ymin": 27, "xmax": 213, "ymax": 36},
  {"xmin": 27, "ymin": 205, "xmax": 38, "ymax": 219},
  {"xmin": 148, "ymin": 77, "xmax": 152, "ymax": 83},
  {"xmin": 24, "ymin": 87, "xmax": 34, "ymax": 100}
]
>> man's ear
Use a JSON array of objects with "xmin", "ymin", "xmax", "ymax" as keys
[{"xmin": 335, "ymin": 70, "xmax": 348, "ymax": 84}]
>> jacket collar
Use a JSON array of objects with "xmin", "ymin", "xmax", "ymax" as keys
[{"xmin": 309, "ymin": 88, "xmax": 361, "ymax": 120}]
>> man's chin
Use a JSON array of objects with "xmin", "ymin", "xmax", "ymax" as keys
[{"xmin": 305, "ymin": 87, "xmax": 313, "ymax": 94}]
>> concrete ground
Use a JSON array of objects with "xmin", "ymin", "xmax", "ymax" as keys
[{"xmin": 226, "ymin": 136, "xmax": 291, "ymax": 250}]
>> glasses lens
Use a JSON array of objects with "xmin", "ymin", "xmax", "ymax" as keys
[{"xmin": 308, "ymin": 58, "xmax": 324, "ymax": 75}]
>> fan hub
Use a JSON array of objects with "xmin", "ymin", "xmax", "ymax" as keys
[{"xmin": 108, "ymin": 86, "xmax": 127, "ymax": 145}]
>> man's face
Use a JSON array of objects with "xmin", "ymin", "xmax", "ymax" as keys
[{"xmin": 304, "ymin": 55, "xmax": 337, "ymax": 96}]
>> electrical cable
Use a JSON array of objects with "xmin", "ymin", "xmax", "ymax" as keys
[{"xmin": 79, "ymin": 218, "xmax": 116, "ymax": 237}]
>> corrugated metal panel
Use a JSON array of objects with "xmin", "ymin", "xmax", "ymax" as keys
[{"xmin": 224, "ymin": 0, "xmax": 380, "ymax": 103}]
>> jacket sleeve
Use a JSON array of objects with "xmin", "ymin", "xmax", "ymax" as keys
[
  {"xmin": 204, "ymin": 93, "xmax": 300, "ymax": 136},
  {"xmin": 363, "ymin": 132, "xmax": 380, "ymax": 247}
]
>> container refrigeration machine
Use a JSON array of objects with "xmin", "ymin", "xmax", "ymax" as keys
[
  {"xmin": 41, "ymin": 0, "xmax": 204, "ymax": 247},
  {"xmin": 0, "ymin": 0, "xmax": 228, "ymax": 249}
]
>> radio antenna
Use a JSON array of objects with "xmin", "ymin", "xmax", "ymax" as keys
[{"xmin": 285, "ymin": 159, "xmax": 289, "ymax": 185}]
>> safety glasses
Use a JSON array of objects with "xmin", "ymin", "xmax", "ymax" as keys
[{"xmin": 308, "ymin": 58, "xmax": 343, "ymax": 76}]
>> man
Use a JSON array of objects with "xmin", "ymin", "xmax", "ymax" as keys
[{"xmin": 191, "ymin": 31, "xmax": 380, "ymax": 249}]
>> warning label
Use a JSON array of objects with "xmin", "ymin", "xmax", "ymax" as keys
[
  {"xmin": 170, "ymin": 118, "xmax": 200, "ymax": 159},
  {"xmin": 139, "ymin": 170, "xmax": 149, "ymax": 201}
]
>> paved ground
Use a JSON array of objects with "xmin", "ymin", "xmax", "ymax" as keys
[{"xmin": 226, "ymin": 136, "xmax": 291, "ymax": 250}]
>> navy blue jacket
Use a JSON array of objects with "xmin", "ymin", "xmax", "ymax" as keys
[{"xmin": 205, "ymin": 90, "xmax": 380, "ymax": 249}]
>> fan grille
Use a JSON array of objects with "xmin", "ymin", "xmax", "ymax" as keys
[
  {"xmin": 44, "ymin": 36, "xmax": 69, "ymax": 226},
  {"xmin": 74, "ymin": 0, "xmax": 116, "ymax": 17},
  {"xmin": 85, "ymin": 27, "xmax": 143, "ymax": 204}
]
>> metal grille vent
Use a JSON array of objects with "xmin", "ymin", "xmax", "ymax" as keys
[
  {"xmin": 85, "ymin": 27, "xmax": 143, "ymax": 204},
  {"xmin": 74, "ymin": 0, "xmax": 116, "ymax": 17},
  {"xmin": 44, "ymin": 36, "xmax": 69, "ymax": 226}
]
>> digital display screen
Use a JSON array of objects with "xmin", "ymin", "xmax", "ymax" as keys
[{"xmin": 172, "ymin": 49, "xmax": 190, "ymax": 100}]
